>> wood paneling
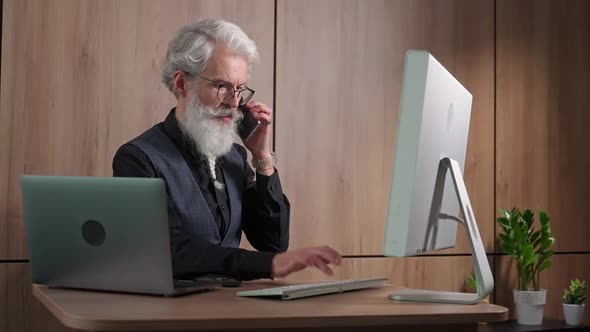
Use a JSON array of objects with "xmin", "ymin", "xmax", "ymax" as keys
[
  {"xmin": 0, "ymin": 0, "xmax": 275, "ymax": 259},
  {"xmin": 494, "ymin": 0, "xmax": 590, "ymax": 324},
  {"xmin": 495, "ymin": 254, "xmax": 590, "ymax": 324},
  {"xmin": 496, "ymin": 0, "xmax": 590, "ymax": 252},
  {"xmin": 275, "ymin": 0, "xmax": 495, "ymax": 256},
  {"xmin": 0, "ymin": 263, "xmax": 78, "ymax": 332}
]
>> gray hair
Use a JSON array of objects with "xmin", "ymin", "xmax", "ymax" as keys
[{"xmin": 161, "ymin": 18, "xmax": 259, "ymax": 98}]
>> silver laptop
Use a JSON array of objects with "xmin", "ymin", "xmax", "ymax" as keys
[{"xmin": 20, "ymin": 175, "xmax": 218, "ymax": 296}]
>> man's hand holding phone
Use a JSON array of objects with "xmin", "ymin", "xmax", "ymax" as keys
[{"xmin": 239, "ymin": 101, "xmax": 274, "ymax": 175}]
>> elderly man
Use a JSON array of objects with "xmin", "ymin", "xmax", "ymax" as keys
[{"xmin": 113, "ymin": 19, "xmax": 340, "ymax": 280}]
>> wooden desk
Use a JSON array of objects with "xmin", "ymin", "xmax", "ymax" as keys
[{"xmin": 33, "ymin": 281, "xmax": 508, "ymax": 332}]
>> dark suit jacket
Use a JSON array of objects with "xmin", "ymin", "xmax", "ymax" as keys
[{"xmin": 113, "ymin": 109, "xmax": 290, "ymax": 280}]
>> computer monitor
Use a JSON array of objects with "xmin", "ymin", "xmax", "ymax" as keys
[{"xmin": 383, "ymin": 50, "xmax": 493, "ymax": 304}]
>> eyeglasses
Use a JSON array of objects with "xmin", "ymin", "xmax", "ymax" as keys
[{"xmin": 195, "ymin": 74, "xmax": 255, "ymax": 105}]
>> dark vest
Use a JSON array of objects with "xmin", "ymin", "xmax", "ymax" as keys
[{"xmin": 128, "ymin": 125, "xmax": 244, "ymax": 248}]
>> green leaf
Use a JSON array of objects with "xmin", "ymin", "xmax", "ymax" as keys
[
  {"xmin": 522, "ymin": 209, "xmax": 534, "ymax": 229},
  {"xmin": 539, "ymin": 210, "xmax": 550, "ymax": 228},
  {"xmin": 538, "ymin": 259, "xmax": 552, "ymax": 272},
  {"xmin": 541, "ymin": 238, "xmax": 555, "ymax": 251},
  {"xmin": 532, "ymin": 238, "xmax": 543, "ymax": 251},
  {"xmin": 524, "ymin": 253, "xmax": 538, "ymax": 268},
  {"xmin": 563, "ymin": 278, "xmax": 586, "ymax": 304},
  {"xmin": 530, "ymin": 230, "xmax": 541, "ymax": 246},
  {"xmin": 537, "ymin": 250, "xmax": 555, "ymax": 264},
  {"xmin": 522, "ymin": 244, "xmax": 534, "ymax": 257},
  {"xmin": 497, "ymin": 216, "xmax": 510, "ymax": 226},
  {"xmin": 499, "ymin": 212, "xmax": 509, "ymax": 224},
  {"xmin": 465, "ymin": 274, "xmax": 477, "ymax": 291},
  {"xmin": 498, "ymin": 233, "xmax": 511, "ymax": 245},
  {"xmin": 512, "ymin": 222, "xmax": 525, "ymax": 243},
  {"xmin": 500, "ymin": 242, "xmax": 515, "ymax": 256}
]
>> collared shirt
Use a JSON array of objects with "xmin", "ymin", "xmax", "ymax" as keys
[{"xmin": 112, "ymin": 109, "xmax": 289, "ymax": 280}]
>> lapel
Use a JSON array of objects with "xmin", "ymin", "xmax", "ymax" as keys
[
  {"xmin": 220, "ymin": 147, "xmax": 243, "ymax": 242},
  {"xmin": 190, "ymin": 171, "xmax": 221, "ymax": 243},
  {"xmin": 146, "ymin": 124, "xmax": 222, "ymax": 243}
]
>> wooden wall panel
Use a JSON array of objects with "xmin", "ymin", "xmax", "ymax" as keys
[
  {"xmin": 496, "ymin": 0, "xmax": 590, "ymax": 252},
  {"xmin": 0, "ymin": 263, "xmax": 79, "ymax": 332},
  {"xmin": 0, "ymin": 0, "xmax": 275, "ymax": 259},
  {"xmin": 275, "ymin": 0, "xmax": 495, "ymax": 256},
  {"xmin": 495, "ymin": 255, "xmax": 590, "ymax": 324}
]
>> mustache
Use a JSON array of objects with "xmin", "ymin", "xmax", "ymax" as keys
[
  {"xmin": 208, "ymin": 106, "xmax": 243, "ymax": 122},
  {"xmin": 210, "ymin": 106, "xmax": 234, "ymax": 117},
  {"xmin": 185, "ymin": 91, "xmax": 243, "ymax": 122}
]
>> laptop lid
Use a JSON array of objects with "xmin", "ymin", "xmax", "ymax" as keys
[{"xmin": 21, "ymin": 175, "xmax": 177, "ymax": 295}]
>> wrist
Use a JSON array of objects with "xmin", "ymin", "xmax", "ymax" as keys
[
  {"xmin": 251, "ymin": 151, "xmax": 277, "ymax": 171},
  {"xmin": 252, "ymin": 152, "xmax": 272, "ymax": 160},
  {"xmin": 271, "ymin": 252, "xmax": 284, "ymax": 279},
  {"xmin": 256, "ymin": 167, "xmax": 275, "ymax": 176}
]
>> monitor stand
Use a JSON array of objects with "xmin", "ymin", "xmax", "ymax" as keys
[{"xmin": 389, "ymin": 157, "xmax": 494, "ymax": 304}]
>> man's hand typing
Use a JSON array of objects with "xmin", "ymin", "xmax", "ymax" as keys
[{"xmin": 271, "ymin": 246, "xmax": 342, "ymax": 278}]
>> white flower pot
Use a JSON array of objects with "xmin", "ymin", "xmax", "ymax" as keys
[
  {"xmin": 563, "ymin": 303, "xmax": 585, "ymax": 325},
  {"xmin": 513, "ymin": 289, "xmax": 546, "ymax": 325}
]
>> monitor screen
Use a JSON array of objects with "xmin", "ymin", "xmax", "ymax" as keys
[{"xmin": 383, "ymin": 50, "xmax": 473, "ymax": 258}]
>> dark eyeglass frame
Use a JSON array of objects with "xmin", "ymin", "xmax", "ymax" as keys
[{"xmin": 191, "ymin": 73, "xmax": 255, "ymax": 105}]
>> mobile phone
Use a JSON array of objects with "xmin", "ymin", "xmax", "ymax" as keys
[{"xmin": 238, "ymin": 104, "xmax": 261, "ymax": 142}]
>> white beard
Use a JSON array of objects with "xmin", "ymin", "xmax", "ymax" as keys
[{"xmin": 177, "ymin": 91, "xmax": 243, "ymax": 159}]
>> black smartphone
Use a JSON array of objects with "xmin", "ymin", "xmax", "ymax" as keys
[{"xmin": 238, "ymin": 104, "xmax": 260, "ymax": 142}]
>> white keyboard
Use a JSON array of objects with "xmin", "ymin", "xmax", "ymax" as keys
[{"xmin": 236, "ymin": 278, "xmax": 386, "ymax": 300}]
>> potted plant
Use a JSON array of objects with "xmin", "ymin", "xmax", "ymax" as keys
[
  {"xmin": 497, "ymin": 208, "xmax": 555, "ymax": 325},
  {"xmin": 563, "ymin": 278, "xmax": 586, "ymax": 325}
]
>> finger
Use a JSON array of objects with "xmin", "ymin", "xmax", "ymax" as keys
[
  {"xmin": 251, "ymin": 104, "xmax": 272, "ymax": 125},
  {"xmin": 252, "ymin": 111, "xmax": 272, "ymax": 125},
  {"xmin": 308, "ymin": 256, "xmax": 334, "ymax": 276},
  {"xmin": 288, "ymin": 258, "xmax": 311, "ymax": 275},
  {"xmin": 281, "ymin": 258, "xmax": 305, "ymax": 277},
  {"xmin": 246, "ymin": 101, "xmax": 269, "ymax": 112},
  {"xmin": 327, "ymin": 247, "xmax": 342, "ymax": 265},
  {"xmin": 319, "ymin": 246, "xmax": 342, "ymax": 262},
  {"xmin": 311, "ymin": 247, "xmax": 341, "ymax": 265},
  {"xmin": 248, "ymin": 104, "xmax": 273, "ymax": 116}
]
